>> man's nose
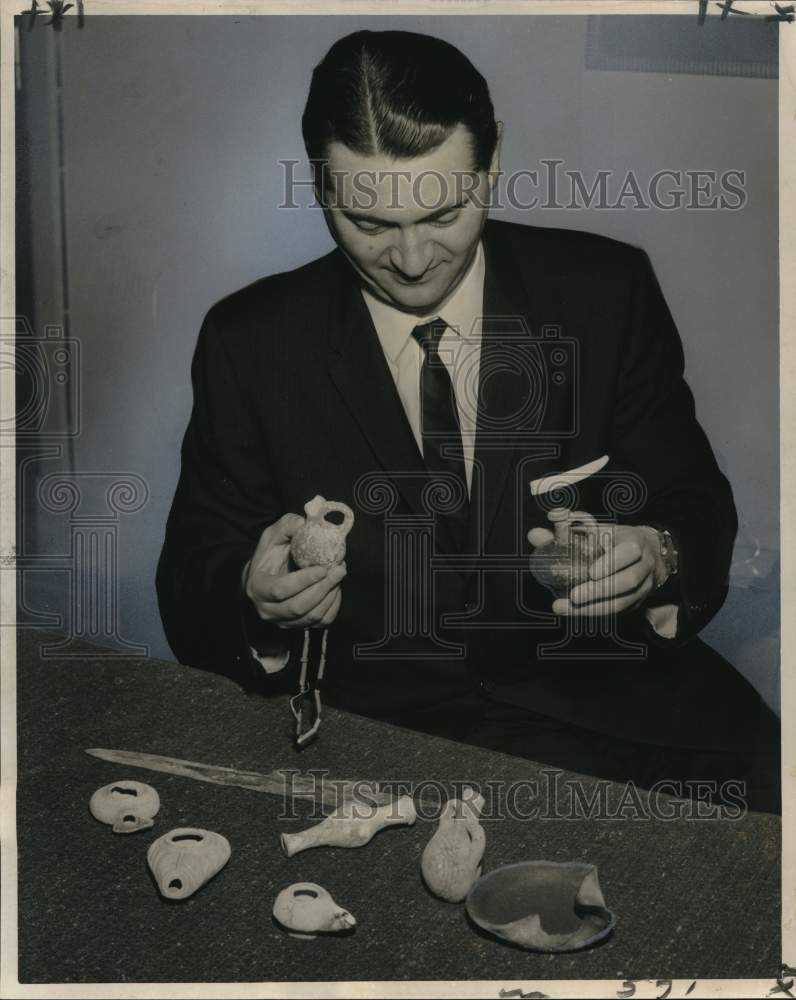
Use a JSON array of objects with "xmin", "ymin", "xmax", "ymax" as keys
[{"xmin": 388, "ymin": 231, "xmax": 434, "ymax": 277}]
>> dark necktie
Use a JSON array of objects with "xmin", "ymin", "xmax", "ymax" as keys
[{"xmin": 411, "ymin": 319, "xmax": 469, "ymax": 549}]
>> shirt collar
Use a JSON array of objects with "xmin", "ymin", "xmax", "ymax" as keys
[{"xmin": 362, "ymin": 241, "xmax": 485, "ymax": 364}]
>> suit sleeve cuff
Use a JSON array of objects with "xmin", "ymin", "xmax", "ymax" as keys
[
  {"xmin": 644, "ymin": 602, "xmax": 679, "ymax": 639},
  {"xmin": 636, "ymin": 522, "xmax": 683, "ymax": 640},
  {"xmin": 250, "ymin": 646, "xmax": 291, "ymax": 674}
]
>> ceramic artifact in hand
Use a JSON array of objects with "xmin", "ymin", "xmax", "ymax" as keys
[
  {"xmin": 89, "ymin": 780, "xmax": 160, "ymax": 833},
  {"xmin": 421, "ymin": 787, "xmax": 486, "ymax": 903},
  {"xmin": 289, "ymin": 495, "xmax": 354, "ymax": 568},
  {"xmin": 281, "ymin": 795, "xmax": 417, "ymax": 857},
  {"xmin": 528, "ymin": 507, "xmax": 604, "ymax": 597},
  {"xmin": 273, "ymin": 882, "xmax": 356, "ymax": 939},
  {"xmin": 147, "ymin": 827, "xmax": 231, "ymax": 900},
  {"xmin": 465, "ymin": 860, "xmax": 616, "ymax": 952}
]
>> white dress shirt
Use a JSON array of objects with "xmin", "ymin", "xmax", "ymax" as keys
[{"xmin": 362, "ymin": 242, "xmax": 486, "ymax": 494}]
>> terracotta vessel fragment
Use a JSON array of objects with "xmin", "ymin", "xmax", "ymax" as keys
[{"xmin": 466, "ymin": 860, "xmax": 615, "ymax": 952}]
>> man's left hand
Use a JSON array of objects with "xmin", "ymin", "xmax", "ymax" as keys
[{"xmin": 529, "ymin": 523, "xmax": 669, "ymax": 616}]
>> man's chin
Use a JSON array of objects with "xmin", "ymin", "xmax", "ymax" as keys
[{"xmin": 377, "ymin": 280, "xmax": 450, "ymax": 315}]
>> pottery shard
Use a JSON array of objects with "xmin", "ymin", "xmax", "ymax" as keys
[
  {"xmin": 465, "ymin": 860, "xmax": 616, "ymax": 953},
  {"xmin": 147, "ymin": 827, "xmax": 231, "ymax": 901}
]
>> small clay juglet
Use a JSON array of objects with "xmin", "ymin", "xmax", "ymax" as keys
[
  {"xmin": 527, "ymin": 507, "xmax": 604, "ymax": 597},
  {"xmin": 290, "ymin": 495, "xmax": 354, "ymax": 568}
]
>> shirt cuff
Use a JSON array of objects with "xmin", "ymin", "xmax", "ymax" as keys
[
  {"xmin": 250, "ymin": 647, "xmax": 291, "ymax": 674},
  {"xmin": 644, "ymin": 603, "xmax": 679, "ymax": 639}
]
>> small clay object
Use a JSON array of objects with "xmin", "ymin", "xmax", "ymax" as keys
[
  {"xmin": 528, "ymin": 507, "xmax": 604, "ymax": 597},
  {"xmin": 147, "ymin": 827, "xmax": 231, "ymax": 901},
  {"xmin": 465, "ymin": 860, "xmax": 616, "ymax": 952},
  {"xmin": 421, "ymin": 787, "xmax": 486, "ymax": 902},
  {"xmin": 273, "ymin": 882, "xmax": 356, "ymax": 939},
  {"xmin": 281, "ymin": 795, "xmax": 416, "ymax": 857},
  {"xmin": 89, "ymin": 780, "xmax": 160, "ymax": 833},
  {"xmin": 290, "ymin": 495, "xmax": 354, "ymax": 568}
]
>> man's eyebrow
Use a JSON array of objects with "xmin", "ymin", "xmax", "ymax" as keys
[{"xmin": 341, "ymin": 201, "xmax": 467, "ymax": 226}]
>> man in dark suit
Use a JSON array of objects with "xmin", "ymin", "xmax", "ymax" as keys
[{"xmin": 156, "ymin": 29, "xmax": 779, "ymax": 811}]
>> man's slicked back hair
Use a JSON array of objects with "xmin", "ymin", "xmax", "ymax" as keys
[{"xmin": 302, "ymin": 30, "xmax": 498, "ymax": 172}]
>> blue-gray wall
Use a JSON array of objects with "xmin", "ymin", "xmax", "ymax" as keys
[{"xmin": 16, "ymin": 15, "xmax": 779, "ymax": 709}]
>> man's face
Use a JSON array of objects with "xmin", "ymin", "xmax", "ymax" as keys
[{"xmin": 321, "ymin": 125, "xmax": 498, "ymax": 315}]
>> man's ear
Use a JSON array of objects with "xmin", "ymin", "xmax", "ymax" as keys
[{"xmin": 488, "ymin": 122, "xmax": 504, "ymax": 191}]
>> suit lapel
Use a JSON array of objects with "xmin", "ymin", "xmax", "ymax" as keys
[
  {"xmin": 469, "ymin": 223, "xmax": 570, "ymax": 554},
  {"xmin": 326, "ymin": 255, "xmax": 459, "ymax": 541}
]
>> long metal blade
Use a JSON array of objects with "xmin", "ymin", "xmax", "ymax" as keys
[{"xmin": 85, "ymin": 747, "xmax": 397, "ymax": 808}]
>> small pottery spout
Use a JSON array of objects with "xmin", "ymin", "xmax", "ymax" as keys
[
  {"xmin": 273, "ymin": 882, "xmax": 356, "ymax": 939},
  {"xmin": 421, "ymin": 787, "xmax": 486, "ymax": 903},
  {"xmin": 147, "ymin": 827, "xmax": 231, "ymax": 901},
  {"xmin": 290, "ymin": 495, "xmax": 354, "ymax": 568},
  {"xmin": 281, "ymin": 795, "xmax": 417, "ymax": 857},
  {"xmin": 528, "ymin": 507, "xmax": 604, "ymax": 597},
  {"xmin": 89, "ymin": 780, "xmax": 160, "ymax": 834},
  {"xmin": 465, "ymin": 860, "xmax": 616, "ymax": 952}
]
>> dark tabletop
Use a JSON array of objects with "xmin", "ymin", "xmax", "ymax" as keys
[{"xmin": 15, "ymin": 629, "xmax": 781, "ymax": 986}]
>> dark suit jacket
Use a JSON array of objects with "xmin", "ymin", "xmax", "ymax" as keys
[{"xmin": 157, "ymin": 219, "xmax": 772, "ymax": 753}]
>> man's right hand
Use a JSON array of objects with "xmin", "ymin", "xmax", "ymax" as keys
[{"xmin": 243, "ymin": 513, "xmax": 346, "ymax": 628}]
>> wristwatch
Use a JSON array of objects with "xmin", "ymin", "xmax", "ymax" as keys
[{"xmin": 656, "ymin": 527, "xmax": 679, "ymax": 582}]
